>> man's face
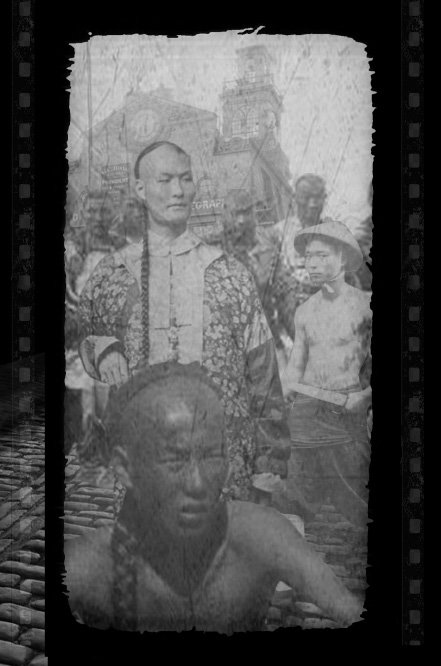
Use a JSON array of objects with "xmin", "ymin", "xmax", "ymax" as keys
[
  {"xmin": 295, "ymin": 181, "xmax": 326, "ymax": 227},
  {"xmin": 135, "ymin": 146, "xmax": 196, "ymax": 229},
  {"xmin": 84, "ymin": 197, "xmax": 114, "ymax": 239},
  {"xmin": 304, "ymin": 238, "xmax": 345, "ymax": 286},
  {"xmin": 225, "ymin": 205, "xmax": 256, "ymax": 244},
  {"xmin": 121, "ymin": 383, "xmax": 228, "ymax": 541}
]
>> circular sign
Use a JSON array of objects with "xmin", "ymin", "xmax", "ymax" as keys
[{"xmin": 129, "ymin": 108, "xmax": 162, "ymax": 145}]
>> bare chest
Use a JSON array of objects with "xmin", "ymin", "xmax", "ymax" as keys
[{"xmin": 305, "ymin": 299, "xmax": 368, "ymax": 348}]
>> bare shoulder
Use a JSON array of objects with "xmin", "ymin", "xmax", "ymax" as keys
[
  {"xmin": 346, "ymin": 285, "xmax": 372, "ymax": 317},
  {"xmin": 229, "ymin": 502, "xmax": 305, "ymax": 563},
  {"xmin": 64, "ymin": 527, "xmax": 113, "ymax": 609},
  {"xmin": 296, "ymin": 292, "xmax": 319, "ymax": 322}
]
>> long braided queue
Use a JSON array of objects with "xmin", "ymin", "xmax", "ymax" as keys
[
  {"xmin": 108, "ymin": 362, "xmax": 224, "ymax": 630},
  {"xmin": 141, "ymin": 208, "xmax": 150, "ymax": 361},
  {"xmin": 111, "ymin": 142, "xmax": 193, "ymax": 629}
]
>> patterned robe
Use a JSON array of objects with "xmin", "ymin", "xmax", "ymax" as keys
[{"xmin": 77, "ymin": 229, "xmax": 290, "ymax": 500}]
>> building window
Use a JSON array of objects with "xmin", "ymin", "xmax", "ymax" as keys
[
  {"xmin": 231, "ymin": 110, "xmax": 245, "ymax": 137},
  {"xmin": 246, "ymin": 108, "xmax": 259, "ymax": 136},
  {"xmin": 259, "ymin": 169, "xmax": 275, "ymax": 223}
]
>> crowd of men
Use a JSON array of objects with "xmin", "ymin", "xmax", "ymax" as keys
[{"xmin": 64, "ymin": 140, "xmax": 372, "ymax": 632}]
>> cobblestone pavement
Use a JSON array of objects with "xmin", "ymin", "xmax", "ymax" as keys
[
  {"xmin": 0, "ymin": 412, "xmax": 368, "ymax": 666},
  {"xmin": 0, "ymin": 417, "xmax": 46, "ymax": 666}
]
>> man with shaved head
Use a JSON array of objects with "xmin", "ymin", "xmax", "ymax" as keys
[
  {"xmin": 76, "ymin": 141, "xmax": 290, "ymax": 501},
  {"xmin": 274, "ymin": 173, "xmax": 327, "ymax": 272},
  {"xmin": 65, "ymin": 362, "xmax": 363, "ymax": 633}
]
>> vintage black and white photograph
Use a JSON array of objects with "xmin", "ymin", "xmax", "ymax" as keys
[{"xmin": 63, "ymin": 32, "xmax": 373, "ymax": 633}]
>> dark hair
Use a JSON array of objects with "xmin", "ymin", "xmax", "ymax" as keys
[
  {"xmin": 109, "ymin": 361, "xmax": 223, "ymax": 630},
  {"xmin": 134, "ymin": 141, "xmax": 190, "ymax": 361},
  {"xmin": 133, "ymin": 140, "xmax": 189, "ymax": 180},
  {"xmin": 106, "ymin": 361, "xmax": 223, "ymax": 455},
  {"xmin": 295, "ymin": 173, "xmax": 326, "ymax": 194}
]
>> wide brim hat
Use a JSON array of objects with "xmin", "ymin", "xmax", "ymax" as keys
[{"xmin": 294, "ymin": 218, "xmax": 364, "ymax": 273}]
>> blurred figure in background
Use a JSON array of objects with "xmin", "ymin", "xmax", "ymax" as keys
[
  {"xmin": 351, "ymin": 182, "xmax": 373, "ymax": 292},
  {"xmin": 207, "ymin": 189, "xmax": 301, "ymax": 353},
  {"xmin": 65, "ymin": 190, "xmax": 119, "ymax": 457},
  {"xmin": 110, "ymin": 195, "xmax": 145, "ymax": 249},
  {"xmin": 274, "ymin": 174, "xmax": 327, "ymax": 271}
]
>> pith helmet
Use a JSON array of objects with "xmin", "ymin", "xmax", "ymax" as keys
[{"xmin": 294, "ymin": 218, "xmax": 364, "ymax": 273}]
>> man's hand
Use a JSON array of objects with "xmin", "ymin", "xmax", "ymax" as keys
[
  {"xmin": 345, "ymin": 389, "xmax": 371, "ymax": 413},
  {"xmin": 98, "ymin": 351, "xmax": 129, "ymax": 387}
]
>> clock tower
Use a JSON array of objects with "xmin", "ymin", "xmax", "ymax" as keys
[{"xmin": 221, "ymin": 45, "xmax": 283, "ymax": 142}]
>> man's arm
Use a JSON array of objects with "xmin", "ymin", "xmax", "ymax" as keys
[
  {"xmin": 76, "ymin": 254, "xmax": 129, "ymax": 383},
  {"xmin": 284, "ymin": 306, "xmax": 308, "ymax": 395},
  {"xmin": 265, "ymin": 510, "xmax": 363, "ymax": 626}
]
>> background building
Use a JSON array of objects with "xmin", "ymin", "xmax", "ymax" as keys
[{"xmin": 69, "ymin": 46, "xmax": 293, "ymax": 238}]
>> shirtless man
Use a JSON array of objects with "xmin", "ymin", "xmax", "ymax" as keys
[
  {"xmin": 64, "ymin": 362, "xmax": 362, "ymax": 633},
  {"xmin": 283, "ymin": 220, "xmax": 371, "ymax": 526}
]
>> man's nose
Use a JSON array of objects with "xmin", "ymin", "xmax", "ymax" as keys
[
  {"xmin": 184, "ymin": 460, "xmax": 206, "ymax": 497},
  {"xmin": 170, "ymin": 178, "xmax": 184, "ymax": 197}
]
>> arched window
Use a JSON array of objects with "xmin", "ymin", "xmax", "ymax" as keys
[
  {"xmin": 246, "ymin": 108, "xmax": 259, "ymax": 136},
  {"xmin": 231, "ymin": 110, "xmax": 245, "ymax": 137}
]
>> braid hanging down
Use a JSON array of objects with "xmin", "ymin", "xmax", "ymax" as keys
[{"xmin": 110, "ymin": 140, "xmax": 193, "ymax": 630}]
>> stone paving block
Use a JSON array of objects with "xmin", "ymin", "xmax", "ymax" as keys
[
  {"xmin": 0, "ymin": 563, "xmax": 45, "ymax": 581},
  {"xmin": 0, "ymin": 513, "xmax": 26, "ymax": 532},
  {"xmin": 34, "ymin": 532, "xmax": 44, "ymax": 541},
  {"xmin": 0, "ymin": 506, "xmax": 19, "ymax": 522},
  {"xmin": 23, "ymin": 541, "xmax": 44, "ymax": 555},
  {"xmin": 0, "ymin": 622, "xmax": 19, "ymax": 641},
  {"xmin": 293, "ymin": 602, "xmax": 327, "ymax": 617},
  {"xmin": 10, "ymin": 519, "xmax": 43, "ymax": 540},
  {"xmin": 64, "ymin": 502, "xmax": 99, "ymax": 512},
  {"xmin": 0, "ymin": 589, "xmax": 31, "ymax": 606},
  {"xmin": 63, "ymin": 516, "xmax": 92, "ymax": 527},
  {"xmin": 8, "ymin": 489, "xmax": 32, "ymax": 503},
  {"xmin": 19, "ymin": 628, "xmax": 45, "ymax": 651},
  {"xmin": 79, "ymin": 510, "xmax": 113, "ymax": 519},
  {"xmin": 0, "ymin": 639, "xmax": 34, "ymax": 665},
  {"xmin": 10, "ymin": 551, "xmax": 40, "ymax": 566},
  {"xmin": 301, "ymin": 618, "xmax": 338, "ymax": 629},
  {"xmin": 19, "ymin": 580, "xmax": 45, "ymax": 596},
  {"xmin": 0, "ymin": 604, "xmax": 45, "ymax": 629},
  {"xmin": 75, "ymin": 487, "xmax": 115, "ymax": 498},
  {"xmin": 29, "ymin": 655, "xmax": 47, "ymax": 666},
  {"xmin": 0, "ymin": 576, "xmax": 20, "ymax": 589},
  {"xmin": 29, "ymin": 600, "xmax": 44, "ymax": 612},
  {"xmin": 0, "ymin": 543, "xmax": 12, "ymax": 555},
  {"xmin": 64, "ymin": 524, "xmax": 97, "ymax": 536},
  {"xmin": 92, "ymin": 497, "xmax": 114, "ymax": 507}
]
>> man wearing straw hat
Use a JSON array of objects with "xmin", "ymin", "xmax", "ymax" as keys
[{"xmin": 281, "ymin": 219, "xmax": 372, "ymax": 526}]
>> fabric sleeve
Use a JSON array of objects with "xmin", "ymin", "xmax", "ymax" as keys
[
  {"xmin": 77, "ymin": 254, "xmax": 130, "ymax": 380},
  {"xmin": 241, "ymin": 269, "xmax": 291, "ymax": 463}
]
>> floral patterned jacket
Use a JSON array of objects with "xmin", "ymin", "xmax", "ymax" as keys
[{"xmin": 77, "ymin": 229, "xmax": 291, "ymax": 499}]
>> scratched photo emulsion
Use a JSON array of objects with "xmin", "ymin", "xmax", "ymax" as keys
[{"xmin": 63, "ymin": 32, "xmax": 373, "ymax": 633}]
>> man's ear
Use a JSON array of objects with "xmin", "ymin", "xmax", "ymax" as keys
[
  {"xmin": 135, "ymin": 179, "xmax": 146, "ymax": 202},
  {"xmin": 112, "ymin": 446, "xmax": 133, "ymax": 490}
]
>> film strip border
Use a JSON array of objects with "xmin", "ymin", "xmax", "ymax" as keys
[
  {"xmin": 14, "ymin": 1, "xmax": 34, "ymax": 404},
  {"xmin": 402, "ymin": 0, "xmax": 424, "ymax": 646},
  {"xmin": 7, "ymin": 2, "xmax": 47, "ymax": 665}
]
